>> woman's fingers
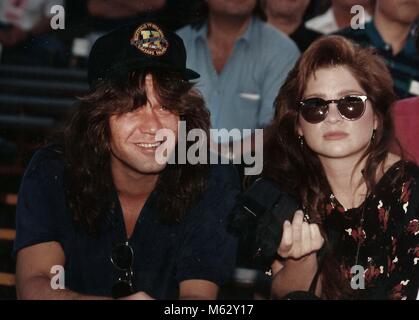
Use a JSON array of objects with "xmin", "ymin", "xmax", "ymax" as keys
[
  {"xmin": 277, "ymin": 210, "xmax": 325, "ymax": 260},
  {"xmin": 309, "ymin": 223, "xmax": 324, "ymax": 251},
  {"xmin": 291, "ymin": 210, "xmax": 304, "ymax": 249},
  {"xmin": 278, "ymin": 220, "xmax": 293, "ymax": 257},
  {"xmin": 301, "ymin": 221, "xmax": 311, "ymax": 255},
  {"xmin": 278, "ymin": 210, "xmax": 324, "ymax": 259}
]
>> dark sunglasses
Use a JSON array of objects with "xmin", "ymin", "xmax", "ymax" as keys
[
  {"xmin": 299, "ymin": 95, "xmax": 368, "ymax": 124},
  {"xmin": 111, "ymin": 241, "xmax": 134, "ymax": 299}
]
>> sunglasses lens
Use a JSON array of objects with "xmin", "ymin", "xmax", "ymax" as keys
[
  {"xmin": 111, "ymin": 243, "xmax": 133, "ymax": 270},
  {"xmin": 300, "ymin": 98, "xmax": 328, "ymax": 123},
  {"xmin": 337, "ymin": 96, "xmax": 366, "ymax": 120},
  {"xmin": 112, "ymin": 280, "xmax": 133, "ymax": 299}
]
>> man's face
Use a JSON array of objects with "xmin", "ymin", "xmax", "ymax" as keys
[
  {"xmin": 265, "ymin": 0, "xmax": 310, "ymax": 18},
  {"xmin": 109, "ymin": 74, "xmax": 179, "ymax": 177},
  {"xmin": 207, "ymin": 0, "xmax": 257, "ymax": 17},
  {"xmin": 377, "ymin": 0, "xmax": 419, "ymax": 24}
]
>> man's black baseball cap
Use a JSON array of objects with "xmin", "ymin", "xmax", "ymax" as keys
[{"xmin": 87, "ymin": 21, "xmax": 200, "ymax": 88}]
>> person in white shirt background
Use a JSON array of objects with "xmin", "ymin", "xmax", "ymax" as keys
[
  {"xmin": 0, "ymin": 0, "xmax": 66, "ymax": 65},
  {"xmin": 305, "ymin": 0, "xmax": 375, "ymax": 34}
]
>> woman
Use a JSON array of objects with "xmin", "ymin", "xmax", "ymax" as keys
[{"xmin": 264, "ymin": 36, "xmax": 418, "ymax": 299}]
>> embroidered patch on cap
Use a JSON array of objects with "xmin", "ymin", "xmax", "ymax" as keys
[{"xmin": 130, "ymin": 22, "xmax": 169, "ymax": 56}]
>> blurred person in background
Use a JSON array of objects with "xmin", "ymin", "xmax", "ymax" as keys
[
  {"xmin": 84, "ymin": 0, "xmax": 202, "ymax": 33},
  {"xmin": 0, "ymin": 0, "xmax": 67, "ymax": 66},
  {"xmin": 338, "ymin": 0, "xmax": 419, "ymax": 99},
  {"xmin": 262, "ymin": 0, "xmax": 322, "ymax": 51},
  {"xmin": 305, "ymin": 0, "xmax": 375, "ymax": 34},
  {"xmin": 86, "ymin": 0, "xmax": 166, "ymax": 33},
  {"xmin": 177, "ymin": 0, "xmax": 299, "ymax": 162}
]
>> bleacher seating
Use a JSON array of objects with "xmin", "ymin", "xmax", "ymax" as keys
[{"xmin": 0, "ymin": 64, "xmax": 88, "ymax": 299}]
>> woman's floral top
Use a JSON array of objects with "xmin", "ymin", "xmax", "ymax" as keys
[{"xmin": 324, "ymin": 160, "xmax": 419, "ymax": 299}]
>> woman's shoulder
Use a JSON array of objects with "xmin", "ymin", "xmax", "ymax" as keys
[
  {"xmin": 383, "ymin": 153, "xmax": 402, "ymax": 170},
  {"xmin": 380, "ymin": 154, "xmax": 419, "ymax": 206},
  {"xmin": 381, "ymin": 153, "xmax": 419, "ymax": 181}
]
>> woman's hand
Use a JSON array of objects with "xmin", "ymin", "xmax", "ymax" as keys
[{"xmin": 277, "ymin": 210, "xmax": 324, "ymax": 260}]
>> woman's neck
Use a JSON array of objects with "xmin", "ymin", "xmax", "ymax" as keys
[
  {"xmin": 320, "ymin": 155, "xmax": 367, "ymax": 209},
  {"xmin": 320, "ymin": 153, "xmax": 401, "ymax": 209}
]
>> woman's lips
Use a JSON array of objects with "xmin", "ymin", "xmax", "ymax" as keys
[{"xmin": 323, "ymin": 131, "xmax": 349, "ymax": 140}]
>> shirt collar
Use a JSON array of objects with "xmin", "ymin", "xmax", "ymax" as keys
[
  {"xmin": 238, "ymin": 16, "xmax": 254, "ymax": 43},
  {"xmin": 194, "ymin": 22, "xmax": 207, "ymax": 42},
  {"xmin": 404, "ymin": 27, "xmax": 417, "ymax": 56},
  {"xmin": 366, "ymin": 20, "xmax": 417, "ymax": 56},
  {"xmin": 365, "ymin": 21, "xmax": 387, "ymax": 50}
]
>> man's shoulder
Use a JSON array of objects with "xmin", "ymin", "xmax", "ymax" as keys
[
  {"xmin": 194, "ymin": 163, "xmax": 240, "ymax": 207},
  {"xmin": 184, "ymin": 163, "xmax": 240, "ymax": 222},
  {"xmin": 24, "ymin": 144, "xmax": 64, "ymax": 181},
  {"xmin": 207, "ymin": 163, "xmax": 240, "ymax": 189}
]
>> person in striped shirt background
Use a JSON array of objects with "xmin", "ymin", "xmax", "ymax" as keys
[{"xmin": 337, "ymin": 0, "xmax": 419, "ymax": 99}]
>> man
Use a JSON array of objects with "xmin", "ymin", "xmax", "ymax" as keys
[
  {"xmin": 14, "ymin": 21, "xmax": 240, "ymax": 299},
  {"xmin": 177, "ymin": 0, "xmax": 299, "ymax": 154},
  {"xmin": 338, "ymin": 0, "xmax": 419, "ymax": 99},
  {"xmin": 262, "ymin": 0, "xmax": 321, "ymax": 51},
  {"xmin": 86, "ymin": 0, "xmax": 166, "ymax": 32},
  {"xmin": 0, "ymin": 0, "xmax": 66, "ymax": 65},
  {"xmin": 305, "ymin": 0, "xmax": 374, "ymax": 34}
]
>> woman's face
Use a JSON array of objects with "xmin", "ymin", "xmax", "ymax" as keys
[{"xmin": 298, "ymin": 66, "xmax": 377, "ymax": 162}]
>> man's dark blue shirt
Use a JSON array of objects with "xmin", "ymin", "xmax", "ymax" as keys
[{"xmin": 14, "ymin": 145, "xmax": 240, "ymax": 299}]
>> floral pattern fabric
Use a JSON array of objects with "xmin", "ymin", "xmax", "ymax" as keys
[{"xmin": 324, "ymin": 161, "xmax": 419, "ymax": 299}]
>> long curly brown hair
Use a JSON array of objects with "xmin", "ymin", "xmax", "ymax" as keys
[
  {"xmin": 263, "ymin": 36, "xmax": 405, "ymax": 299},
  {"xmin": 62, "ymin": 70, "xmax": 211, "ymax": 234}
]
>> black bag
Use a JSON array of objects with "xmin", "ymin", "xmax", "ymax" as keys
[
  {"xmin": 229, "ymin": 177, "xmax": 300, "ymax": 269},
  {"xmin": 229, "ymin": 177, "xmax": 327, "ymax": 299}
]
